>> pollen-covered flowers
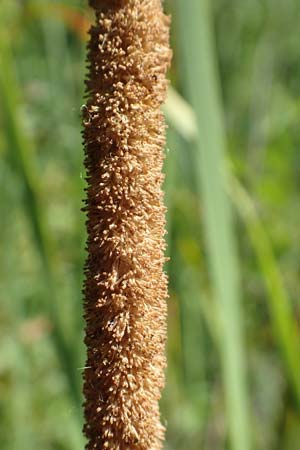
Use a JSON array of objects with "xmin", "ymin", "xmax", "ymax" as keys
[{"xmin": 82, "ymin": 1, "xmax": 171, "ymax": 449}]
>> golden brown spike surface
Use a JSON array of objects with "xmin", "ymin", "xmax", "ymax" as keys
[{"xmin": 82, "ymin": 1, "xmax": 171, "ymax": 449}]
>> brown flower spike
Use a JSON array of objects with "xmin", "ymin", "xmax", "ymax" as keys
[{"xmin": 82, "ymin": 1, "xmax": 171, "ymax": 449}]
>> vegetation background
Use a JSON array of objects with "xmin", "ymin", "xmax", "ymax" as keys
[{"xmin": 1, "ymin": 1, "xmax": 300, "ymax": 449}]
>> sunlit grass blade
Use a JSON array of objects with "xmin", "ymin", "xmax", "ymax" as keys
[
  {"xmin": 230, "ymin": 178, "xmax": 300, "ymax": 403},
  {"xmin": 175, "ymin": 1, "xmax": 251, "ymax": 449},
  {"xmin": 164, "ymin": 87, "xmax": 198, "ymax": 143}
]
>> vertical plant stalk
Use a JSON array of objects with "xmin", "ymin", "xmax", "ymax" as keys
[
  {"xmin": 175, "ymin": 1, "xmax": 251, "ymax": 450},
  {"xmin": 82, "ymin": 1, "xmax": 171, "ymax": 449}
]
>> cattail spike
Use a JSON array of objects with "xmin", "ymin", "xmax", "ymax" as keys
[{"xmin": 82, "ymin": 1, "xmax": 171, "ymax": 449}]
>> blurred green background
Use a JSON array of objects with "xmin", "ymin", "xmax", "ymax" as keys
[{"xmin": 1, "ymin": 1, "xmax": 300, "ymax": 449}]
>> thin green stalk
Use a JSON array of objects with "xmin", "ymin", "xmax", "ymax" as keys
[
  {"xmin": 230, "ymin": 178, "xmax": 300, "ymax": 404},
  {"xmin": 175, "ymin": 1, "xmax": 251, "ymax": 450}
]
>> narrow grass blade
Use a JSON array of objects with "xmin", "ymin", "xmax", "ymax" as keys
[
  {"xmin": 175, "ymin": 1, "xmax": 251, "ymax": 449},
  {"xmin": 230, "ymin": 178, "xmax": 300, "ymax": 403},
  {"xmin": 164, "ymin": 87, "xmax": 198, "ymax": 143}
]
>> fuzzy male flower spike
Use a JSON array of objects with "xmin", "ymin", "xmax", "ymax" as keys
[{"xmin": 82, "ymin": 0, "xmax": 171, "ymax": 449}]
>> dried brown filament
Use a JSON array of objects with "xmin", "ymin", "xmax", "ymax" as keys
[{"xmin": 82, "ymin": 0, "xmax": 171, "ymax": 449}]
